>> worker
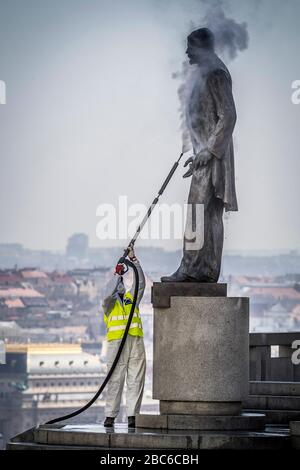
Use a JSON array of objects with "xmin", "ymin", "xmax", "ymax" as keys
[{"xmin": 102, "ymin": 245, "xmax": 146, "ymax": 428}]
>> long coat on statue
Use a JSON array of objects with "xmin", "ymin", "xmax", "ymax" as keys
[
  {"xmin": 177, "ymin": 53, "xmax": 238, "ymax": 281},
  {"xmin": 183, "ymin": 54, "xmax": 238, "ymax": 212}
]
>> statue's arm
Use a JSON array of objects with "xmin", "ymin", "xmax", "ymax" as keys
[{"xmin": 206, "ymin": 69, "xmax": 237, "ymax": 160}]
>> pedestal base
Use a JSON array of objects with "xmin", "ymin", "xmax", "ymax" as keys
[
  {"xmin": 150, "ymin": 283, "xmax": 252, "ymax": 434},
  {"xmin": 153, "ymin": 295, "xmax": 249, "ymax": 403},
  {"xmin": 160, "ymin": 400, "xmax": 242, "ymax": 416}
]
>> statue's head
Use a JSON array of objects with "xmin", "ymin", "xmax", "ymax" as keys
[{"xmin": 186, "ymin": 28, "xmax": 215, "ymax": 65}]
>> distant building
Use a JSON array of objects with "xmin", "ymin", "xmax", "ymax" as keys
[
  {"xmin": 292, "ymin": 304, "xmax": 300, "ymax": 325},
  {"xmin": 0, "ymin": 320, "xmax": 91, "ymax": 344},
  {"xmin": 0, "ymin": 269, "xmax": 22, "ymax": 286},
  {"xmin": 0, "ymin": 322, "xmax": 23, "ymax": 341},
  {"xmin": 47, "ymin": 272, "xmax": 77, "ymax": 299},
  {"xmin": 0, "ymin": 343, "xmax": 106, "ymax": 449},
  {"xmin": 0, "ymin": 285, "xmax": 48, "ymax": 321},
  {"xmin": 251, "ymin": 301, "xmax": 297, "ymax": 332},
  {"xmin": 67, "ymin": 268, "xmax": 110, "ymax": 302},
  {"xmin": 0, "ymin": 340, "xmax": 5, "ymax": 364},
  {"xmin": 66, "ymin": 233, "xmax": 89, "ymax": 260},
  {"xmin": 20, "ymin": 269, "xmax": 50, "ymax": 289}
]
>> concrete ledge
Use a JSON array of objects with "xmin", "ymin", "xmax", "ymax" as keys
[
  {"xmin": 110, "ymin": 432, "xmax": 198, "ymax": 449},
  {"xmin": 291, "ymin": 437, "xmax": 300, "ymax": 450},
  {"xmin": 198, "ymin": 433, "xmax": 289, "ymax": 450},
  {"xmin": 245, "ymin": 409, "xmax": 300, "ymax": 425},
  {"xmin": 33, "ymin": 424, "xmax": 199, "ymax": 450},
  {"xmin": 244, "ymin": 395, "xmax": 300, "ymax": 411},
  {"xmin": 250, "ymin": 381, "xmax": 300, "ymax": 397},
  {"xmin": 135, "ymin": 414, "xmax": 168, "ymax": 429},
  {"xmin": 151, "ymin": 282, "xmax": 227, "ymax": 308},
  {"xmin": 290, "ymin": 421, "xmax": 300, "ymax": 449},
  {"xmin": 250, "ymin": 332, "xmax": 300, "ymax": 347},
  {"xmin": 8, "ymin": 423, "xmax": 290, "ymax": 451},
  {"xmin": 136, "ymin": 413, "xmax": 266, "ymax": 431},
  {"xmin": 290, "ymin": 421, "xmax": 300, "ymax": 436},
  {"xmin": 7, "ymin": 434, "xmax": 290, "ymax": 451},
  {"xmin": 34, "ymin": 426, "xmax": 110, "ymax": 447},
  {"xmin": 9, "ymin": 427, "xmax": 36, "ymax": 443},
  {"xmin": 160, "ymin": 401, "xmax": 242, "ymax": 416},
  {"xmin": 7, "ymin": 441, "xmax": 105, "ymax": 450}
]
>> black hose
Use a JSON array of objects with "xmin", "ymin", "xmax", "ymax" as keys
[{"xmin": 45, "ymin": 259, "xmax": 139, "ymax": 425}]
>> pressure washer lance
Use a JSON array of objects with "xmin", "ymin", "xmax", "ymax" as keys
[{"xmin": 45, "ymin": 151, "xmax": 184, "ymax": 425}]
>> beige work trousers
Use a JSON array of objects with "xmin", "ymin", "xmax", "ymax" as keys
[{"xmin": 105, "ymin": 335, "xmax": 146, "ymax": 418}]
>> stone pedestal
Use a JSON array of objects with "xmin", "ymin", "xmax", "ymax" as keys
[
  {"xmin": 137, "ymin": 282, "xmax": 265, "ymax": 431},
  {"xmin": 153, "ymin": 292, "xmax": 249, "ymax": 414}
]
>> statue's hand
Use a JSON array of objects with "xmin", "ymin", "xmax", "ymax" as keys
[
  {"xmin": 194, "ymin": 149, "xmax": 212, "ymax": 169},
  {"xmin": 182, "ymin": 156, "xmax": 194, "ymax": 178}
]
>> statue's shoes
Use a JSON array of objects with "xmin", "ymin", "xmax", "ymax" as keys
[
  {"xmin": 161, "ymin": 270, "xmax": 217, "ymax": 283},
  {"xmin": 161, "ymin": 270, "xmax": 196, "ymax": 282}
]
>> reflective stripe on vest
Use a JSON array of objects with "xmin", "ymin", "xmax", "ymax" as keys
[
  {"xmin": 104, "ymin": 291, "xmax": 143, "ymax": 341},
  {"xmin": 108, "ymin": 322, "xmax": 141, "ymax": 332}
]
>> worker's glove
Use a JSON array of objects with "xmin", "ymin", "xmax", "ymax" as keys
[
  {"xmin": 182, "ymin": 156, "xmax": 195, "ymax": 178},
  {"xmin": 115, "ymin": 263, "xmax": 126, "ymax": 275},
  {"xmin": 127, "ymin": 245, "xmax": 137, "ymax": 261}
]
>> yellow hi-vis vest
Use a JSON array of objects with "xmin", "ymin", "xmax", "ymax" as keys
[{"xmin": 104, "ymin": 291, "xmax": 143, "ymax": 341}]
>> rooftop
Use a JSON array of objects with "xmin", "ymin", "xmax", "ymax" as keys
[
  {"xmin": 0, "ymin": 287, "xmax": 44, "ymax": 299},
  {"xmin": 21, "ymin": 270, "xmax": 49, "ymax": 279},
  {"xmin": 5, "ymin": 343, "xmax": 83, "ymax": 355}
]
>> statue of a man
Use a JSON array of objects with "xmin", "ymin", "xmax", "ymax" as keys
[{"xmin": 162, "ymin": 28, "xmax": 238, "ymax": 283}]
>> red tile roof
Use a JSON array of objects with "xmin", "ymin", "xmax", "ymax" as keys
[
  {"xmin": 0, "ymin": 287, "xmax": 44, "ymax": 299},
  {"xmin": 234, "ymin": 275, "xmax": 275, "ymax": 285},
  {"xmin": 0, "ymin": 273, "xmax": 22, "ymax": 284},
  {"xmin": 4, "ymin": 298, "xmax": 25, "ymax": 308},
  {"xmin": 247, "ymin": 287, "xmax": 300, "ymax": 300},
  {"xmin": 21, "ymin": 270, "xmax": 48, "ymax": 279},
  {"xmin": 292, "ymin": 304, "xmax": 300, "ymax": 316}
]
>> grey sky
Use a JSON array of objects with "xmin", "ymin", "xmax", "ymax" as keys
[{"xmin": 0, "ymin": 0, "xmax": 299, "ymax": 252}]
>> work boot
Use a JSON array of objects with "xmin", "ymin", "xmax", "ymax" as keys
[
  {"xmin": 128, "ymin": 416, "xmax": 136, "ymax": 428},
  {"xmin": 104, "ymin": 416, "xmax": 115, "ymax": 427}
]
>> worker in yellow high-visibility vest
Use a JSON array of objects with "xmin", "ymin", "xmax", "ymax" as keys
[{"xmin": 102, "ymin": 246, "xmax": 146, "ymax": 428}]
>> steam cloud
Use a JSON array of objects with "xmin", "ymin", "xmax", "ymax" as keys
[
  {"xmin": 199, "ymin": 0, "xmax": 249, "ymax": 60},
  {"xmin": 175, "ymin": 0, "xmax": 249, "ymax": 152}
]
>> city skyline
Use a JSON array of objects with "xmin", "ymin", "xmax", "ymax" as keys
[{"xmin": 0, "ymin": 0, "xmax": 300, "ymax": 252}]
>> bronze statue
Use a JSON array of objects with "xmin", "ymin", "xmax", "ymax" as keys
[{"xmin": 161, "ymin": 28, "xmax": 238, "ymax": 283}]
